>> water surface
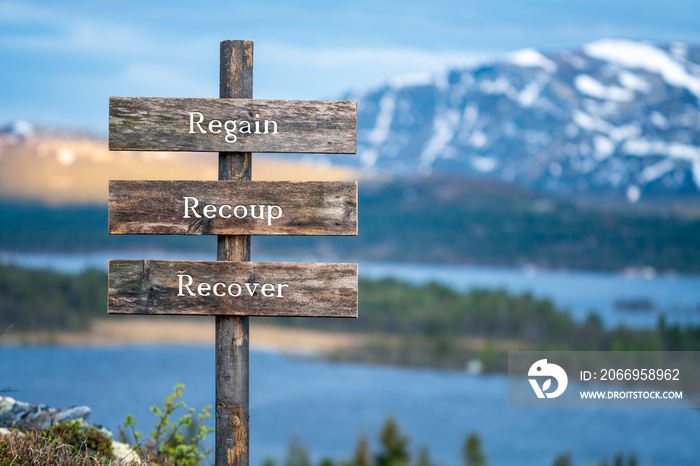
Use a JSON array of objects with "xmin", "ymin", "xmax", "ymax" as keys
[{"xmin": 1, "ymin": 346, "xmax": 698, "ymax": 465}]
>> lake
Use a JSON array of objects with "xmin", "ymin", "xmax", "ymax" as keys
[
  {"xmin": 1, "ymin": 345, "xmax": 699, "ymax": 466},
  {"xmin": 2, "ymin": 251, "xmax": 700, "ymax": 328}
]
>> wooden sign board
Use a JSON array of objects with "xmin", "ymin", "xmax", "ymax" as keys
[
  {"xmin": 109, "ymin": 180, "xmax": 357, "ymax": 236},
  {"xmin": 109, "ymin": 97, "xmax": 356, "ymax": 154},
  {"xmin": 109, "ymin": 260, "xmax": 358, "ymax": 317}
]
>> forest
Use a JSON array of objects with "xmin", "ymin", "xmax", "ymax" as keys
[
  {"xmin": 4, "ymin": 175, "xmax": 700, "ymax": 273},
  {"xmin": 2, "ymin": 264, "xmax": 698, "ymax": 373}
]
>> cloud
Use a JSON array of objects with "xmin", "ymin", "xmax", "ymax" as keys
[
  {"xmin": 260, "ymin": 42, "xmax": 492, "ymax": 72},
  {"xmin": 3, "ymin": 0, "xmax": 700, "ymax": 130},
  {"xmin": 252, "ymin": 42, "xmax": 496, "ymax": 99},
  {"xmin": 112, "ymin": 62, "xmax": 216, "ymax": 97},
  {"xmin": 0, "ymin": 0, "xmax": 214, "ymax": 61}
]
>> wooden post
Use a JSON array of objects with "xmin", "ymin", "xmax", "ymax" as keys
[{"xmin": 216, "ymin": 40, "xmax": 253, "ymax": 466}]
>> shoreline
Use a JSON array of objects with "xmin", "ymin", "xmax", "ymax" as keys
[{"xmin": 0, "ymin": 317, "xmax": 366, "ymax": 355}]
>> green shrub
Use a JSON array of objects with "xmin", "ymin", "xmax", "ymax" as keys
[
  {"xmin": 120, "ymin": 383, "xmax": 214, "ymax": 466},
  {"xmin": 48, "ymin": 421, "xmax": 114, "ymax": 459}
]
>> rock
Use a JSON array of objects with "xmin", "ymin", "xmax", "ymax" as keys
[
  {"xmin": 0, "ymin": 397, "xmax": 16, "ymax": 417},
  {"xmin": 53, "ymin": 406, "xmax": 93, "ymax": 425},
  {"xmin": 0, "ymin": 396, "xmax": 142, "ymax": 463},
  {"xmin": 0, "ymin": 120, "xmax": 34, "ymax": 139},
  {"xmin": 0, "ymin": 396, "xmax": 92, "ymax": 429},
  {"xmin": 112, "ymin": 440, "xmax": 142, "ymax": 465},
  {"xmin": 0, "ymin": 427, "xmax": 25, "ymax": 437}
]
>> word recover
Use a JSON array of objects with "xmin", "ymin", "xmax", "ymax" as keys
[{"xmin": 177, "ymin": 274, "xmax": 289, "ymax": 298}]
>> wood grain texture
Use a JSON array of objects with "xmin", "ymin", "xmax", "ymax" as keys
[
  {"xmin": 217, "ymin": 39, "xmax": 252, "ymax": 466},
  {"xmin": 108, "ymin": 260, "xmax": 358, "ymax": 317},
  {"xmin": 108, "ymin": 180, "xmax": 358, "ymax": 236},
  {"xmin": 109, "ymin": 97, "xmax": 356, "ymax": 154}
]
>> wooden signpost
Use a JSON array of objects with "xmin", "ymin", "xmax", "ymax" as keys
[{"xmin": 107, "ymin": 40, "xmax": 358, "ymax": 466}]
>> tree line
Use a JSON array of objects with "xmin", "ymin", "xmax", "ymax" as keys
[{"xmin": 2, "ymin": 264, "xmax": 698, "ymax": 374}]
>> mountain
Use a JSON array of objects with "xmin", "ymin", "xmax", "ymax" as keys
[{"xmin": 339, "ymin": 39, "xmax": 700, "ymax": 203}]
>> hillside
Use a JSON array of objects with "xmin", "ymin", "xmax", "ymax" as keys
[
  {"xmin": 0, "ymin": 134, "xmax": 362, "ymax": 204},
  {"xmin": 3, "ymin": 175, "xmax": 700, "ymax": 273},
  {"xmin": 257, "ymin": 175, "xmax": 700, "ymax": 272}
]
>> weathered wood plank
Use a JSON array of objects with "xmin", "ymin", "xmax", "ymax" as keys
[
  {"xmin": 109, "ymin": 97, "xmax": 356, "ymax": 154},
  {"xmin": 108, "ymin": 180, "xmax": 357, "ymax": 236},
  {"xmin": 108, "ymin": 260, "xmax": 358, "ymax": 317}
]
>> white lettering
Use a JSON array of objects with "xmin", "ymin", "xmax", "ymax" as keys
[
  {"xmin": 177, "ymin": 276, "xmax": 286, "ymax": 298},
  {"xmin": 203, "ymin": 204, "xmax": 217, "ymax": 219},
  {"xmin": 182, "ymin": 198, "xmax": 282, "ymax": 224},
  {"xmin": 234, "ymin": 205, "xmax": 248, "ymax": 218},
  {"xmin": 208, "ymin": 119, "xmax": 222, "ymax": 133},
  {"xmin": 219, "ymin": 205, "xmax": 232, "ymax": 218},
  {"xmin": 187, "ymin": 112, "xmax": 278, "ymax": 143},
  {"xmin": 261, "ymin": 283, "xmax": 275, "ymax": 297},
  {"xmin": 244, "ymin": 282, "xmax": 259, "ymax": 296},
  {"xmin": 228, "ymin": 283, "xmax": 242, "ymax": 297},
  {"xmin": 178, "ymin": 274, "xmax": 195, "ymax": 296},
  {"xmin": 183, "ymin": 197, "xmax": 200, "ymax": 219},
  {"xmin": 213, "ymin": 282, "xmax": 226, "ymax": 297},
  {"xmin": 250, "ymin": 205, "xmax": 264, "ymax": 220},
  {"xmin": 197, "ymin": 282, "xmax": 211, "ymax": 296},
  {"xmin": 265, "ymin": 120, "xmax": 278, "ymax": 134},
  {"xmin": 189, "ymin": 112, "xmax": 205, "ymax": 133},
  {"xmin": 224, "ymin": 120, "xmax": 237, "ymax": 143},
  {"xmin": 267, "ymin": 205, "xmax": 283, "ymax": 226}
]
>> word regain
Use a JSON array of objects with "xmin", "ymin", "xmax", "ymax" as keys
[{"xmin": 188, "ymin": 112, "xmax": 278, "ymax": 143}]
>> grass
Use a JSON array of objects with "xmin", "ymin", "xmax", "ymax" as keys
[{"xmin": 0, "ymin": 427, "xmax": 129, "ymax": 466}]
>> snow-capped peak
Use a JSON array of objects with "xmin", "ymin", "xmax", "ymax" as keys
[
  {"xmin": 505, "ymin": 48, "xmax": 557, "ymax": 73},
  {"xmin": 345, "ymin": 39, "xmax": 700, "ymax": 201},
  {"xmin": 583, "ymin": 38, "xmax": 700, "ymax": 99}
]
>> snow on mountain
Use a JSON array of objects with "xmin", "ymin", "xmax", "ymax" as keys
[{"xmin": 340, "ymin": 39, "xmax": 700, "ymax": 201}]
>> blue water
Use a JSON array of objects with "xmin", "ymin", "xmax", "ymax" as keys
[
  {"xmin": 1, "ymin": 346, "xmax": 699, "ymax": 465},
  {"xmin": 2, "ymin": 251, "xmax": 700, "ymax": 328}
]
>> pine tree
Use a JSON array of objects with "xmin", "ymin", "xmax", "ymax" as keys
[
  {"xmin": 375, "ymin": 417, "xmax": 411, "ymax": 466},
  {"xmin": 285, "ymin": 434, "xmax": 310, "ymax": 466},
  {"xmin": 552, "ymin": 452, "xmax": 572, "ymax": 466},
  {"xmin": 351, "ymin": 433, "xmax": 371, "ymax": 466},
  {"xmin": 416, "ymin": 446, "xmax": 432, "ymax": 466},
  {"xmin": 462, "ymin": 432, "xmax": 486, "ymax": 466}
]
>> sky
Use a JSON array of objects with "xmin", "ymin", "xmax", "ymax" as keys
[{"xmin": 2, "ymin": 0, "xmax": 700, "ymax": 133}]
